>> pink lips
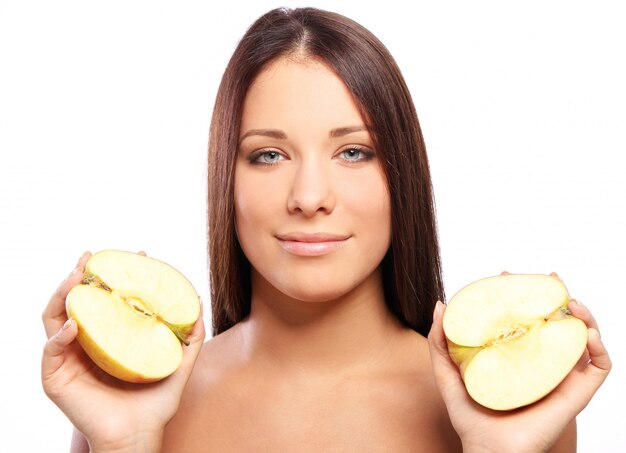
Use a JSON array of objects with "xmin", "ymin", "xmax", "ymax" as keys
[{"xmin": 276, "ymin": 232, "xmax": 350, "ymax": 256}]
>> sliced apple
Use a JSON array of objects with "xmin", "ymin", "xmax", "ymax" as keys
[
  {"xmin": 66, "ymin": 250, "xmax": 200, "ymax": 383},
  {"xmin": 443, "ymin": 274, "xmax": 587, "ymax": 411}
]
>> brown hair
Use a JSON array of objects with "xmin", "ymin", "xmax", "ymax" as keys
[{"xmin": 208, "ymin": 7, "xmax": 444, "ymax": 337}]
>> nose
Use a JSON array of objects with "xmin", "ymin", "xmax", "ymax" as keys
[{"xmin": 287, "ymin": 157, "xmax": 336, "ymax": 217}]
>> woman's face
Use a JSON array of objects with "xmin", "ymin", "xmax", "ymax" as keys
[{"xmin": 234, "ymin": 56, "xmax": 391, "ymax": 302}]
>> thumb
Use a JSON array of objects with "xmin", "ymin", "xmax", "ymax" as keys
[
  {"xmin": 167, "ymin": 300, "xmax": 206, "ymax": 388},
  {"xmin": 427, "ymin": 302, "xmax": 470, "ymax": 404},
  {"xmin": 41, "ymin": 318, "xmax": 78, "ymax": 385}
]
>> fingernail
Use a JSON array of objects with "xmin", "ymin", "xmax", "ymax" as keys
[
  {"xmin": 573, "ymin": 299, "xmax": 583, "ymax": 307},
  {"xmin": 433, "ymin": 300, "xmax": 444, "ymax": 320},
  {"xmin": 76, "ymin": 252, "xmax": 87, "ymax": 265},
  {"xmin": 62, "ymin": 318, "xmax": 73, "ymax": 331}
]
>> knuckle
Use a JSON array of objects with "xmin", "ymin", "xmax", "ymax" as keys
[
  {"xmin": 42, "ymin": 378, "xmax": 62, "ymax": 400},
  {"xmin": 42, "ymin": 336, "xmax": 56, "ymax": 356}
]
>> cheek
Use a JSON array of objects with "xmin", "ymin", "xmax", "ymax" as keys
[
  {"xmin": 338, "ymin": 168, "xmax": 392, "ymax": 236},
  {"xmin": 234, "ymin": 168, "xmax": 285, "ymax": 244},
  {"xmin": 234, "ymin": 178, "xmax": 257, "ymax": 240}
]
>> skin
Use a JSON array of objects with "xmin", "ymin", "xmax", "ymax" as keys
[
  {"xmin": 162, "ymin": 56, "xmax": 461, "ymax": 451},
  {"xmin": 41, "ymin": 56, "xmax": 611, "ymax": 452}
]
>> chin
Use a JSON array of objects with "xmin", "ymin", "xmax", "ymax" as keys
[
  {"xmin": 282, "ymin": 288, "xmax": 348, "ymax": 304},
  {"xmin": 271, "ymin": 273, "xmax": 371, "ymax": 304},
  {"xmin": 251, "ymin": 264, "xmax": 383, "ymax": 305}
]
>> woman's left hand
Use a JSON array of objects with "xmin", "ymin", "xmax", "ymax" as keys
[{"xmin": 427, "ymin": 274, "xmax": 611, "ymax": 453}]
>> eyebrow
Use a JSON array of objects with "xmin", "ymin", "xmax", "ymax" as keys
[{"xmin": 238, "ymin": 125, "xmax": 367, "ymax": 144}]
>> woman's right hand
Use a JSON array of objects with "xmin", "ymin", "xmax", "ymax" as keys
[{"xmin": 41, "ymin": 251, "xmax": 206, "ymax": 453}]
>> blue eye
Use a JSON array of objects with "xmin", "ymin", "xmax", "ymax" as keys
[
  {"xmin": 251, "ymin": 150, "xmax": 284, "ymax": 165},
  {"xmin": 339, "ymin": 146, "xmax": 374, "ymax": 162},
  {"xmin": 342, "ymin": 148, "xmax": 362, "ymax": 161}
]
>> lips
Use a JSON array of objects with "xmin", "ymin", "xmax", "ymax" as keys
[{"xmin": 275, "ymin": 232, "xmax": 350, "ymax": 256}]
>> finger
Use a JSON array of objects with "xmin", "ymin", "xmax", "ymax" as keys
[
  {"xmin": 550, "ymin": 272, "xmax": 562, "ymax": 281},
  {"xmin": 567, "ymin": 299, "xmax": 598, "ymax": 372},
  {"xmin": 573, "ymin": 345, "xmax": 590, "ymax": 372},
  {"xmin": 549, "ymin": 327, "xmax": 611, "ymax": 417},
  {"xmin": 567, "ymin": 300, "xmax": 599, "ymax": 332},
  {"xmin": 167, "ymin": 298, "xmax": 206, "ymax": 387},
  {"xmin": 427, "ymin": 301, "xmax": 471, "ymax": 405},
  {"xmin": 42, "ymin": 252, "xmax": 91, "ymax": 338},
  {"xmin": 427, "ymin": 301, "xmax": 447, "ymax": 353},
  {"xmin": 137, "ymin": 251, "xmax": 147, "ymax": 256},
  {"xmin": 585, "ymin": 328, "xmax": 611, "ymax": 376},
  {"xmin": 501, "ymin": 271, "xmax": 511, "ymax": 276},
  {"xmin": 41, "ymin": 318, "xmax": 79, "ymax": 390}
]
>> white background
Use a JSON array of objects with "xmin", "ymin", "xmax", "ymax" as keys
[{"xmin": 1, "ymin": 0, "xmax": 624, "ymax": 451}]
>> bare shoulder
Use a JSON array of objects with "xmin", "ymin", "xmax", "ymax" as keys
[
  {"xmin": 178, "ymin": 321, "xmax": 250, "ymax": 394},
  {"xmin": 185, "ymin": 322, "xmax": 246, "ymax": 384},
  {"xmin": 162, "ymin": 324, "xmax": 248, "ymax": 450},
  {"xmin": 162, "ymin": 325, "xmax": 462, "ymax": 452},
  {"xmin": 385, "ymin": 328, "xmax": 462, "ymax": 450}
]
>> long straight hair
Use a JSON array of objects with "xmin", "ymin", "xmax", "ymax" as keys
[{"xmin": 208, "ymin": 7, "xmax": 444, "ymax": 337}]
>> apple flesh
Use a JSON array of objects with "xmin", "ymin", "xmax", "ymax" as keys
[
  {"xmin": 66, "ymin": 250, "xmax": 200, "ymax": 383},
  {"xmin": 443, "ymin": 274, "xmax": 587, "ymax": 411}
]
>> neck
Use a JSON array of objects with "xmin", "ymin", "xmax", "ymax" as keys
[{"xmin": 237, "ymin": 267, "xmax": 405, "ymax": 375}]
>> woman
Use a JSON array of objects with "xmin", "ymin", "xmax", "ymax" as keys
[{"xmin": 42, "ymin": 7, "xmax": 610, "ymax": 452}]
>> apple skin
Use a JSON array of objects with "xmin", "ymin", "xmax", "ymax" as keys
[
  {"xmin": 443, "ymin": 274, "xmax": 588, "ymax": 411},
  {"xmin": 446, "ymin": 343, "xmax": 481, "ymax": 377},
  {"xmin": 75, "ymin": 325, "xmax": 161, "ymax": 384}
]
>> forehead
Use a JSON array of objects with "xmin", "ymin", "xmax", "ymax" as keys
[{"xmin": 240, "ymin": 57, "xmax": 365, "ymax": 133}]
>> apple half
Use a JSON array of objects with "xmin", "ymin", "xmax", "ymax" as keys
[
  {"xmin": 66, "ymin": 250, "xmax": 200, "ymax": 383},
  {"xmin": 443, "ymin": 274, "xmax": 587, "ymax": 411}
]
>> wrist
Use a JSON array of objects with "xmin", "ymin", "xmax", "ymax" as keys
[{"xmin": 89, "ymin": 429, "xmax": 164, "ymax": 453}]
